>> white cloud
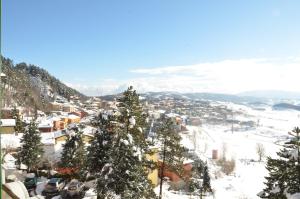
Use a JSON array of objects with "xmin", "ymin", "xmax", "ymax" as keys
[{"xmin": 68, "ymin": 57, "xmax": 300, "ymax": 96}]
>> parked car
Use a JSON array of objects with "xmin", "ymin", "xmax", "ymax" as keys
[
  {"xmin": 64, "ymin": 179, "xmax": 85, "ymax": 198},
  {"xmin": 24, "ymin": 173, "xmax": 37, "ymax": 191},
  {"xmin": 42, "ymin": 178, "xmax": 65, "ymax": 199}
]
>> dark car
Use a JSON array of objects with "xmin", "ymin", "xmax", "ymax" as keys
[
  {"xmin": 42, "ymin": 178, "xmax": 65, "ymax": 199},
  {"xmin": 24, "ymin": 175, "xmax": 38, "ymax": 190},
  {"xmin": 63, "ymin": 180, "xmax": 85, "ymax": 199}
]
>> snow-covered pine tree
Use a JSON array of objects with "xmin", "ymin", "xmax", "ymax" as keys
[
  {"xmin": 87, "ymin": 87, "xmax": 156, "ymax": 199},
  {"xmin": 202, "ymin": 165, "xmax": 212, "ymax": 194},
  {"xmin": 260, "ymin": 127, "xmax": 300, "ymax": 198},
  {"xmin": 113, "ymin": 86, "xmax": 155, "ymax": 198},
  {"xmin": 12, "ymin": 106, "xmax": 24, "ymax": 135},
  {"xmin": 59, "ymin": 125, "xmax": 86, "ymax": 179},
  {"xmin": 19, "ymin": 120, "xmax": 43, "ymax": 172},
  {"xmin": 116, "ymin": 86, "xmax": 150, "ymax": 153},
  {"xmin": 157, "ymin": 117, "xmax": 185, "ymax": 198},
  {"xmin": 103, "ymin": 125, "xmax": 155, "ymax": 199},
  {"xmin": 285, "ymin": 127, "xmax": 300, "ymax": 194},
  {"xmin": 193, "ymin": 159, "xmax": 204, "ymax": 179},
  {"xmin": 260, "ymin": 157, "xmax": 287, "ymax": 199},
  {"xmin": 86, "ymin": 112, "xmax": 115, "ymax": 197}
]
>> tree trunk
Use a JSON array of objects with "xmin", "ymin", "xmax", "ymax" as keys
[{"xmin": 159, "ymin": 139, "xmax": 166, "ymax": 199}]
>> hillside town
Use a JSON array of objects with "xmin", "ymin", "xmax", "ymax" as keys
[
  {"xmin": 1, "ymin": 86, "xmax": 216, "ymax": 199},
  {"xmin": 2, "ymin": 1, "xmax": 300, "ymax": 198},
  {"xmin": 1, "ymin": 84, "xmax": 300, "ymax": 199}
]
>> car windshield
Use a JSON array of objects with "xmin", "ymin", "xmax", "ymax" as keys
[{"xmin": 48, "ymin": 178, "xmax": 61, "ymax": 184}]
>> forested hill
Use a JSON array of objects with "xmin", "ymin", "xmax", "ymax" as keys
[{"xmin": 1, "ymin": 56, "xmax": 86, "ymax": 111}]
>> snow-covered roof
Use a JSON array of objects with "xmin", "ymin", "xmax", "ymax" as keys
[
  {"xmin": 3, "ymin": 153, "xmax": 16, "ymax": 162},
  {"xmin": 41, "ymin": 132, "xmax": 55, "ymax": 145},
  {"xmin": 4, "ymin": 181, "xmax": 30, "ymax": 199},
  {"xmin": 50, "ymin": 116, "xmax": 61, "ymax": 121},
  {"xmin": 50, "ymin": 101, "xmax": 61, "ymax": 105},
  {"xmin": 82, "ymin": 126, "xmax": 97, "ymax": 136},
  {"xmin": 166, "ymin": 113, "xmax": 180, "ymax": 118},
  {"xmin": 38, "ymin": 120, "xmax": 53, "ymax": 128},
  {"xmin": 0, "ymin": 119, "xmax": 16, "ymax": 127},
  {"xmin": 183, "ymin": 159, "xmax": 194, "ymax": 165},
  {"xmin": 1, "ymin": 133, "xmax": 54, "ymax": 148},
  {"xmin": 63, "ymin": 103, "xmax": 73, "ymax": 107},
  {"xmin": 1, "ymin": 134, "xmax": 21, "ymax": 148},
  {"xmin": 181, "ymin": 115, "xmax": 188, "ymax": 119},
  {"xmin": 82, "ymin": 110, "xmax": 92, "ymax": 115},
  {"xmin": 54, "ymin": 130, "xmax": 66, "ymax": 139},
  {"xmin": 1, "ymin": 107, "xmax": 13, "ymax": 111},
  {"xmin": 23, "ymin": 117, "xmax": 34, "ymax": 124},
  {"xmin": 68, "ymin": 114, "xmax": 80, "ymax": 119}
]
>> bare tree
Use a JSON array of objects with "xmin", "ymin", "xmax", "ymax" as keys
[{"xmin": 256, "ymin": 143, "xmax": 265, "ymax": 162}]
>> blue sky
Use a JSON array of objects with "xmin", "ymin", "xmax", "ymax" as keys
[{"xmin": 3, "ymin": 0, "xmax": 300, "ymax": 95}]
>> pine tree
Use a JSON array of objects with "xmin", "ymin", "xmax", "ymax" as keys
[
  {"xmin": 260, "ymin": 157, "xmax": 287, "ymax": 199},
  {"xmin": 114, "ymin": 86, "xmax": 156, "ymax": 198},
  {"xmin": 19, "ymin": 120, "xmax": 44, "ymax": 172},
  {"xmin": 157, "ymin": 117, "xmax": 185, "ymax": 199},
  {"xmin": 87, "ymin": 87, "xmax": 156, "ymax": 199},
  {"xmin": 260, "ymin": 127, "xmax": 300, "ymax": 198},
  {"xmin": 103, "ymin": 126, "xmax": 155, "ymax": 199},
  {"xmin": 193, "ymin": 159, "xmax": 204, "ymax": 179},
  {"xmin": 116, "ymin": 86, "xmax": 149, "ymax": 152},
  {"xmin": 285, "ymin": 127, "xmax": 300, "ymax": 194},
  {"xmin": 86, "ymin": 113, "xmax": 115, "ymax": 197},
  {"xmin": 202, "ymin": 165, "xmax": 212, "ymax": 194},
  {"xmin": 59, "ymin": 125, "xmax": 86, "ymax": 179},
  {"xmin": 12, "ymin": 106, "xmax": 24, "ymax": 135}
]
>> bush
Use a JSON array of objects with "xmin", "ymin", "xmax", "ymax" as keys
[
  {"xmin": 216, "ymin": 158, "xmax": 236, "ymax": 175},
  {"xmin": 169, "ymin": 180, "xmax": 186, "ymax": 191}
]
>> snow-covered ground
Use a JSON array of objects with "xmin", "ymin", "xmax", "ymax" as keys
[
  {"xmin": 164, "ymin": 103, "xmax": 300, "ymax": 199},
  {"xmin": 2, "ymin": 101, "xmax": 299, "ymax": 199}
]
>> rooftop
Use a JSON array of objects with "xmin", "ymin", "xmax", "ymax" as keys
[{"xmin": 1, "ymin": 119, "xmax": 16, "ymax": 127}]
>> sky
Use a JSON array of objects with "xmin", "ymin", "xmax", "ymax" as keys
[{"xmin": 2, "ymin": 0, "xmax": 300, "ymax": 96}]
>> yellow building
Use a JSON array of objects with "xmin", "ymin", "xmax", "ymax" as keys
[
  {"xmin": 0, "ymin": 119, "xmax": 16, "ymax": 134},
  {"xmin": 67, "ymin": 115, "xmax": 80, "ymax": 124},
  {"xmin": 60, "ymin": 117, "xmax": 69, "ymax": 124},
  {"xmin": 146, "ymin": 147, "xmax": 159, "ymax": 186},
  {"xmin": 63, "ymin": 105, "xmax": 76, "ymax": 113},
  {"xmin": 50, "ymin": 102, "xmax": 62, "ymax": 111},
  {"xmin": 53, "ymin": 120, "xmax": 67, "ymax": 130},
  {"xmin": 54, "ymin": 132, "xmax": 94, "ymax": 145}
]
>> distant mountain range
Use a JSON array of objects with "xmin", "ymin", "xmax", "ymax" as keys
[
  {"xmin": 100, "ymin": 91, "xmax": 264, "ymax": 104},
  {"xmin": 272, "ymin": 103, "xmax": 300, "ymax": 111},
  {"xmin": 99, "ymin": 91, "xmax": 300, "ymax": 112},
  {"xmin": 1, "ymin": 56, "xmax": 86, "ymax": 111},
  {"xmin": 238, "ymin": 90, "xmax": 300, "ymax": 100}
]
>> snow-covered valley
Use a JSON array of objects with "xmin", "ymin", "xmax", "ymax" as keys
[{"xmin": 162, "ymin": 102, "xmax": 300, "ymax": 199}]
